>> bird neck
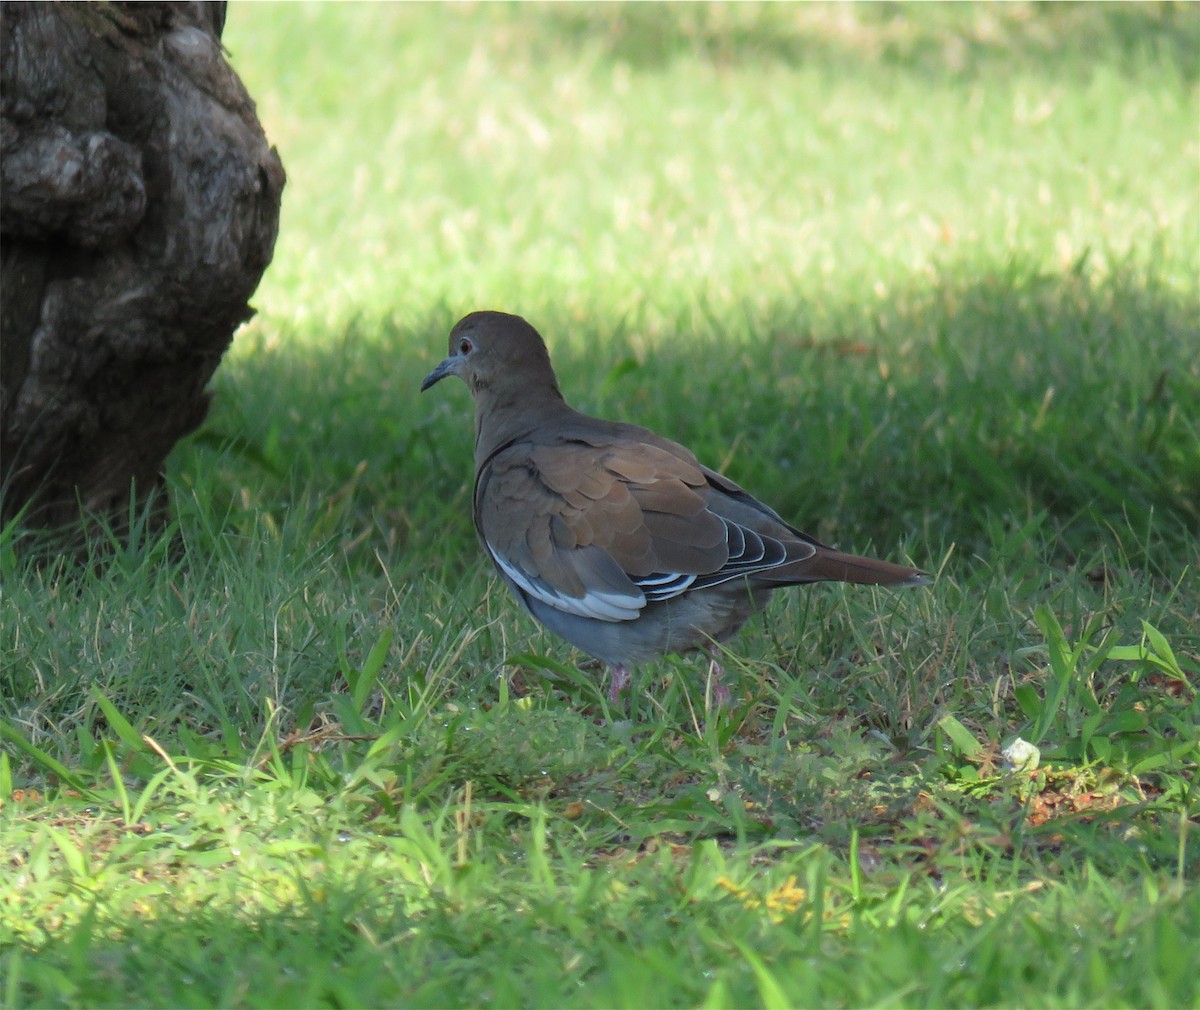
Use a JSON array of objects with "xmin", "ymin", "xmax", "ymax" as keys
[{"xmin": 472, "ymin": 382, "xmax": 570, "ymax": 470}]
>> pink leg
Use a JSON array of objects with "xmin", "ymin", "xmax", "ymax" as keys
[
  {"xmin": 607, "ymin": 664, "xmax": 631, "ymax": 703},
  {"xmin": 705, "ymin": 643, "xmax": 731, "ymax": 705}
]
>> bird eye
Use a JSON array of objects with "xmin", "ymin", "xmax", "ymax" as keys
[{"xmin": 458, "ymin": 338, "xmax": 473, "ymax": 355}]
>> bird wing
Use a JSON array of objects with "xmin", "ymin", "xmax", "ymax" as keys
[{"xmin": 474, "ymin": 436, "xmax": 818, "ymax": 622}]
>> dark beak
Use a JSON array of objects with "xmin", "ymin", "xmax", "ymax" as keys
[{"xmin": 420, "ymin": 357, "xmax": 455, "ymax": 391}]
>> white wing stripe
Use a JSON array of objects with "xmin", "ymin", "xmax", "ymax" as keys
[
  {"xmin": 489, "ymin": 512, "xmax": 813, "ymax": 620},
  {"xmin": 492, "ymin": 552, "xmax": 645, "ymax": 622},
  {"xmin": 637, "ymin": 572, "xmax": 698, "ymax": 602}
]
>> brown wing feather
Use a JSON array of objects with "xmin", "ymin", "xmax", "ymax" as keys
[{"xmin": 476, "ymin": 439, "xmax": 736, "ymax": 602}]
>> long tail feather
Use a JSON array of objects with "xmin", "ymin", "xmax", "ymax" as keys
[{"xmin": 773, "ymin": 548, "xmax": 931, "ymax": 587}]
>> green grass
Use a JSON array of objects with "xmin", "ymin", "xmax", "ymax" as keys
[{"xmin": 2, "ymin": 3, "xmax": 1198, "ymax": 1007}]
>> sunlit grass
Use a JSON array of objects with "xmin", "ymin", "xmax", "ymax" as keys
[{"xmin": 230, "ymin": 2, "xmax": 1198, "ymax": 331}]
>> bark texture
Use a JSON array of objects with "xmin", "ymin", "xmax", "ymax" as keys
[{"xmin": 1, "ymin": 1, "xmax": 284, "ymax": 532}]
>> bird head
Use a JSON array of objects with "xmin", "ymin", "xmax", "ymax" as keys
[{"xmin": 421, "ymin": 310, "xmax": 562, "ymax": 401}]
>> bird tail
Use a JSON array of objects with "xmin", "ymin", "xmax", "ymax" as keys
[{"xmin": 774, "ymin": 547, "xmax": 932, "ymax": 588}]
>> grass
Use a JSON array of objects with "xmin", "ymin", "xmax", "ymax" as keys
[{"xmin": 2, "ymin": 3, "xmax": 1199, "ymax": 1007}]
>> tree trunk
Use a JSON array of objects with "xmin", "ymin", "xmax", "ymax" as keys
[{"xmin": 0, "ymin": 1, "xmax": 284, "ymax": 537}]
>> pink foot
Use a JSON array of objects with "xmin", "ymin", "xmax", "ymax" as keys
[
  {"xmin": 705, "ymin": 643, "xmax": 731, "ymax": 705},
  {"xmin": 607, "ymin": 664, "xmax": 631, "ymax": 703}
]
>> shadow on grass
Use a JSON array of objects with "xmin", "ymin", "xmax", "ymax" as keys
[{"xmin": 191, "ymin": 262, "xmax": 1199, "ymax": 575}]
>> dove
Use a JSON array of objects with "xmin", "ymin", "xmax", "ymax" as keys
[{"xmin": 422, "ymin": 310, "xmax": 930, "ymax": 703}]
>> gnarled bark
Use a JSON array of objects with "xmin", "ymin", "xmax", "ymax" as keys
[{"xmin": 0, "ymin": 1, "xmax": 284, "ymax": 534}]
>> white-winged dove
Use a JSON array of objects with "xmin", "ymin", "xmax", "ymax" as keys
[{"xmin": 422, "ymin": 310, "xmax": 931, "ymax": 704}]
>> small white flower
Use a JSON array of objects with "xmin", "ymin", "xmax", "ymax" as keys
[{"xmin": 1002, "ymin": 737, "xmax": 1041, "ymax": 772}]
